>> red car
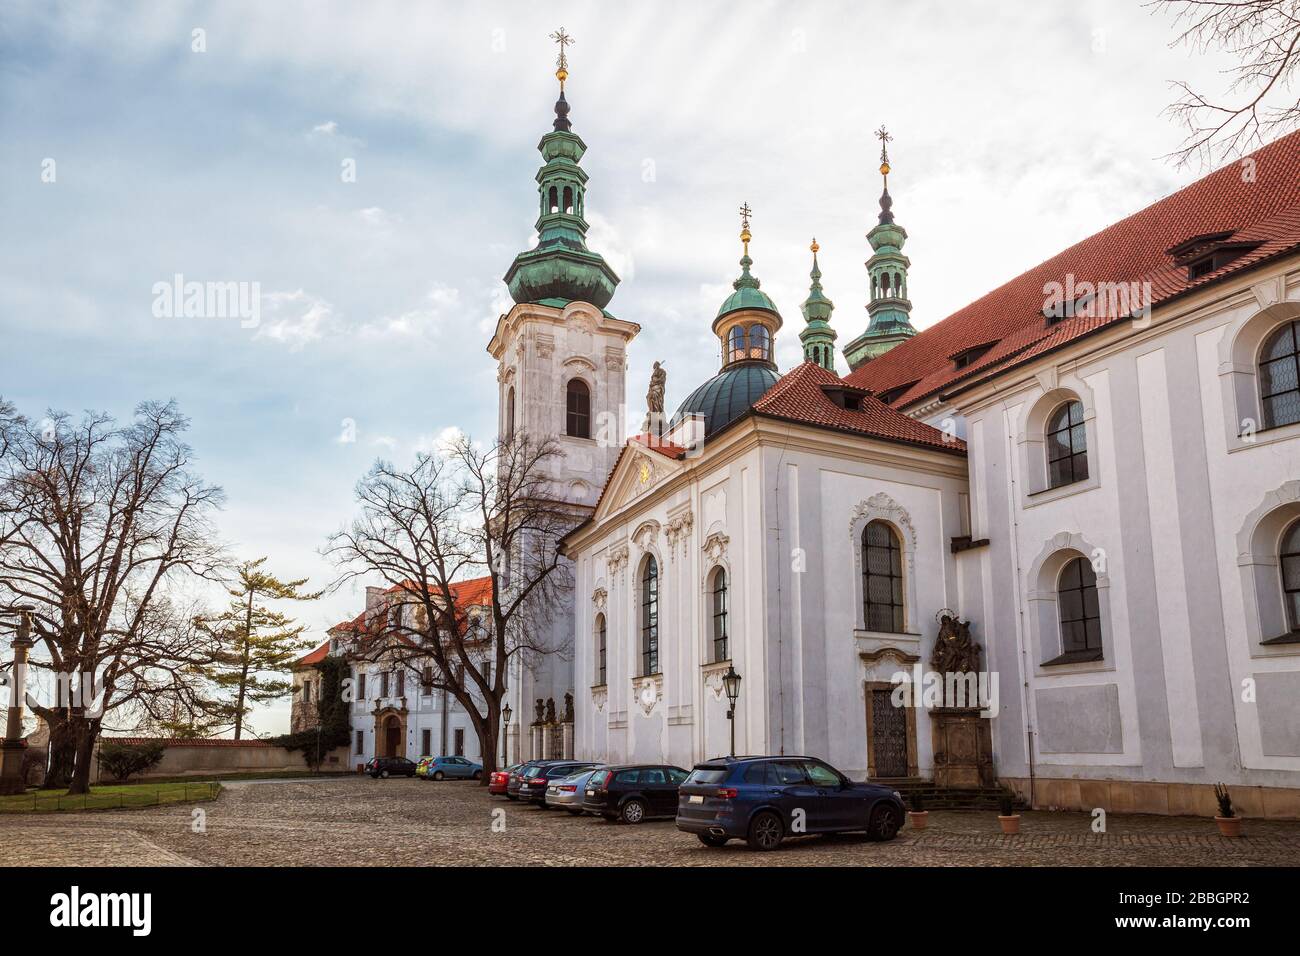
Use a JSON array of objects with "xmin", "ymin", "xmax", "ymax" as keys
[{"xmin": 489, "ymin": 764, "xmax": 521, "ymax": 796}]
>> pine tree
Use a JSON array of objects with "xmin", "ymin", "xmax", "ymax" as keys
[{"xmin": 199, "ymin": 558, "xmax": 322, "ymax": 739}]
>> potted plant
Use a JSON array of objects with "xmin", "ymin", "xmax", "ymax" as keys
[
  {"xmin": 1213, "ymin": 783, "xmax": 1242, "ymax": 837},
  {"xmin": 907, "ymin": 792, "xmax": 929, "ymax": 830},
  {"xmin": 997, "ymin": 790, "xmax": 1021, "ymax": 834}
]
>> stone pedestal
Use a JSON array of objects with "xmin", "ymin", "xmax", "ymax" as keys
[{"xmin": 930, "ymin": 707, "xmax": 995, "ymax": 789}]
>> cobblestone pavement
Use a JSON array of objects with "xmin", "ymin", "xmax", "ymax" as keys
[{"xmin": 2, "ymin": 776, "xmax": 1299, "ymax": 867}]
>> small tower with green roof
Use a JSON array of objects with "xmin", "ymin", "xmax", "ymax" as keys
[
  {"xmin": 800, "ymin": 238, "xmax": 837, "ymax": 370},
  {"xmin": 843, "ymin": 126, "xmax": 918, "ymax": 371}
]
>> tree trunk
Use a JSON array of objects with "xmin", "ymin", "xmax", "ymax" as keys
[
  {"xmin": 234, "ymin": 591, "xmax": 254, "ymax": 740},
  {"xmin": 41, "ymin": 710, "xmax": 75, "ymax": 790},
  {"xmin": 66, "ymin": 715, "xmax": 100, "ymax": 796}
]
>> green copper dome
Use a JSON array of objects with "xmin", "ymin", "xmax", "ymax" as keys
[
  {"xmin": 504, "ymin": 92, "xmax": 620, "ymax": 310},
  {"xmin": 716, "ymin": 253, "xmax": 778, "ymax": 320},
  {"xmin": 669, "ymin": 361, "xmax": 779, "ymax": 438}
]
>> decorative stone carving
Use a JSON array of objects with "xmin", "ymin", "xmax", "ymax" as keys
[
  {"xmin": 591, "ymin": 684, "xmax": 608, "ymax": 713},
  {"xmin": 633, "ymin": 674, "xmax": 663, "ymax": 716},
  {"xmin": 592, "ymin": 587, "xmax": 608, "ymax": 612},
  {"xmin": 665, "ymin": 510, "xmax": 695, "ymax": 559},
  {"xmin": 544, "ymin": 697, "xmax": 556, "ymax": 724},
  {"xmin": 929, "ymin": 611, "xmax": 983, "ymax": 677},
  {"xmin": 702, "ymin": 531, "xmax": 730, "ymax": 564},
  {"xmin": 535, "ymin": 332, "xmax": 555, "ymax": 358},
  {"xmin": 701, "ymin": 660, "xmax": 733, "ymax": 701},
  {"xmin": 850, "ymin": 492, "xmax": 917, "ymax": 574},
  {"xmin": 606, "ymin": 544, "xmax": 629, "ymax": 579},
  {"xmin": 632, "ymin": 520, "xmax": 660, "ymax": 552},
  {"xmin": 533, "ymin": 698, "xmax": 545, "ymax": 724},
  {"xmin": 563, "ymin": 692, "xmax": 574, "ymax": 723}
]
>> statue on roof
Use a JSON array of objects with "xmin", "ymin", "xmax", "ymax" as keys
[{"xmin": 642, "ymin": 361, "xmax": 667, "ymax": 435}]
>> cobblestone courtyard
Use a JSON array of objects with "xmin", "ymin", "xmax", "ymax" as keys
[{"xmin": 3, "ymin": 775, "xmax": 1299, "ymax": 867}]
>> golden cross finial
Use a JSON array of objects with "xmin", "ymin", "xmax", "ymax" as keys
[
  {"xmin": 738, "ymin": 202, "xmax": 753, "ymax": 256},
  {"xmin": 874, "ymin": 125, "xmax": 892, "ymax": 178},
  {"xmin": 550, "ymin": 28, "xmax": 575, "ymax": 89},
  {"xmin": 810, "ymin": 237, "xmax": 820, "ymax": 254}
]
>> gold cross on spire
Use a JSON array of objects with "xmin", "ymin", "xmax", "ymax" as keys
[
  {"xmin": 875, "ymin": 125, "xmax": 892, "ymax": 178},
  {"xmin": 739, "ymin": 202, "xmax": 753, "ymax": 255},
  {"xmin": 550, "ymin": 28, "xmax": 574, "ymax": 89}
]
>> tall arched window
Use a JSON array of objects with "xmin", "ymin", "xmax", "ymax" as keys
[
  {"xmin": 563, "ymin": 185, "xmax": 574, "ymax": 215},
  {"xmin": 566, "ymin": 379, "xmax": 590, "ymax": 438},
  {"xmin": 862, "ymin": 520, "xmax": 904, "ymax": 633},
  {"xmin": 547, "ymin": 186, "xmax": 559, "ymax": 214},
  {"xmin": 711, "ymin": 568, "xmax": 729, "ymax": 662},
  {"xmin": 748, "ymin": 325, "xmax": 771, "ymax": 360},
  {"xmin": 641, "ymin": 557, "xmax": 659, "ymax": 676},
  {"xmin": 1058, "ymin": 556, "xmax": 1102, "ymax": 656},
  {"xmin": 1282, "ymin": 518, "xmax": 1300, "ymax": 634},
  {"xmin": 595, "ymin": 613, "xmax": 607, "ymax": 685},
  {"xmin": 505, "ymin": 386, "xmax": 516, "ymax": 442},
  {"xmin": 1046, "ymin": 400, "xmax": 1088, "ymax": 488},
  {"xmin": 1259, "ymin": 320, "xmax": 1300, "ymax": 429},
  {"xmin": 727, "ymin": 326, "xmax": 746, "ymax": 363}
]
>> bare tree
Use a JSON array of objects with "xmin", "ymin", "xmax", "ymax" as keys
[
  {"xmin": 326, "ymin": 432, "xmax": 575, "ymax": 782},
  {"xmin": 0, "ymin": 401, "xmax": 224, "ymax": 794},
  {"xmin": 1155, "ymin": 0, "xmax": 1300, "ymax": 166}
]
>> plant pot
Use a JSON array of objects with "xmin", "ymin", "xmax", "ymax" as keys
[
  {"xmin": 907, "ymin": 810, "xmax": 929, "ymax": 830},
  {"xmin": 998, "ymin": 814, "xmax": 1021, "ymax": 835},
  {"xmin": 1215, "ymin": 815, "xmax": 1242, "ymax": 838}
]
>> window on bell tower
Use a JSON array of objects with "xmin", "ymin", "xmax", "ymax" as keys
[{"xmin": 566, "ymin": 379, "xmax": 591, "ymax": 438}]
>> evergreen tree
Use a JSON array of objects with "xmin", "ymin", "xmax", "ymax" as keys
[{"xmin": 198, "ymin": 558, "xmax": 321, "ymax": 739}]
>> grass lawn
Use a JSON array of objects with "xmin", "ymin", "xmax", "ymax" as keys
[{"xmin": 0, "ymin": 781, "xmax": 221, "ymax": 814}]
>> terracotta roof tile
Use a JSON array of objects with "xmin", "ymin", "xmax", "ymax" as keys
[
  {"xmin": 293, "ymin": 639, "xmax": 331, "ymax": 669},
  {"xmin": 845, "ymin": 129, "xmax": 1300, "ymax": 407}
]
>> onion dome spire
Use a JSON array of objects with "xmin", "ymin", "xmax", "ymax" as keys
[
  {"xmin": 503, "ymin": 30, "xmax": 620, "ymax": 310},
  {"xmin": 875, "ymin": 124, "xmax": 894, "ymax": 225},
  {"xmin": 716, "ymin": 202, "xmax": 778, "ymax": 320},
  {"xmin": 800, "ymin": 238, "xmax": 837, "ymax": 370}
]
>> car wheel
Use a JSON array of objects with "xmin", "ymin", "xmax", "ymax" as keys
[
  {"xmin": 746, "ymin": 811, "xmax": 784, "ymax": 851},
  {"xmin": 867, "ymin": 803, "xmax": 902, "ymax": 842},
  {"xmin": 433, "ymin": 771, "xmax": 444, "ymax": 781},
  {"xmin": 380, "ymin": 770, "xmax": 389, "ymax": 779},
  {"xmin": 472, "ymin": 770, "xmax": 482, "ymax": 780},
  {"xmin": 697, "ymin": 833, "xmax": 729, "ymax": 848},
  {"xmin": 619, "ymin": 798, "xmax": 647, "ymax": 824}
]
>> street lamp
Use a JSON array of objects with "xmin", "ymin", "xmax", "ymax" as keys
[
  {"xmin": 722, "ymin": 665, "xmax": 742, "ymax": 758},
  {"xmin": 0, "ymin": 609, "xmax": 35, "ymax": 796},
  {"xmin": 501, "ymin": 703, "xmax": 512, "ymax": 767}
]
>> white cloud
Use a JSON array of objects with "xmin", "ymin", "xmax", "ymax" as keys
[
  {"xmin": 358, "ymin": 283, "xmax": 460, "ymax": 339},
  {"xmin": 311, "ymin": 119, "xmax": 338, "ymax": 135},
  {"xmin": 255, "ymin": 289, "xmax": 335, "ymax": 350}
]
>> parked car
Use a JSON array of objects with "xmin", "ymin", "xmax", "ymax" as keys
[
  {"xmin": 420, "ymin": 756, "xmax": 483, "ymax": 780},
  {"xmin": 365, "ymin": 756, "xmax": 419, "ymax": 779},
  {"xmin": 544, "ymin": 766, "xmax": 606, "ymax": 814},
  {"xmin": 676, "ymin": 755, "xmax": 905, "ymax": 851},
  {"xmin": 582, "ymin": 764, "xmax": 689, "ymax": 823},
  {"xmin": 506, "ymin": 760, "xmax": 566, "ymax": 800},
  {"xmin": 518, "ymin": 761, "xmax": 600, "ymax": 806},
  {"xmin": 489, "ymin": 764, "xmax": 521, "ymax": 795}
]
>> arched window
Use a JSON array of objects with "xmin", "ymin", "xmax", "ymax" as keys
[
  {"xmin": 1046, "ymin": 400, "xmax": 1088, "ymax": 488},
  {"xmin": 748, "ymin": 325, "xmax": 771, "ymax": 360},
  {"xmin": 711, "ymin": 568, "xmax": 729, "ymax": 662},
  {"xmin": 862, "ymin": 520, "xmax": 904, "ymax": 633},
  {"xmin": 728, "ymin": 326, "xmax": 746, "ymax": 363},
  {"xmin": 595, "ymin": 613, "xmax": 607, "ymax": 685},
  {"xmin": 1058, "ymin": 556, "xmax": 1102, "ymax": 655},
  {"xmin": 563, "ymin": 186, "xmax": 574, "ymax": 215},
  {"xmin": 565, "ymin": 379, "xmax": 590, "ymax": 438},
  {"xmin": 1282, "ymin": 518, "xmax": 1300, "ymax": 634},
  {"xmin": 641, "ymin": 557, "xmax": 659, "ymax": 676},
  {"xmin": 505, "ymin": 386, "xmax": 516, "ymax": 442},
  {"xmin": 547, "ymin": 186, "xmax": 559, "ymax": 214},
  {"xmin": 1259, "ymin": 320, "xmax": 1300, "ymax": 429}
]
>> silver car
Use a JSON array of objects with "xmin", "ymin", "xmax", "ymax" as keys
[{"xmin": 545, "ymin": 766, "xmax": 605, "ymax": 814}]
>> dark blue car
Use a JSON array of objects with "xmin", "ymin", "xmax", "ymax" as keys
[{"xmin": 676, "ymin": 755, "xmax": 905, "ymax": 851}]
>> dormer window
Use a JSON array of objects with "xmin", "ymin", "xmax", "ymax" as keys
[
  {"xmin": 950, "ymin": 342, "xmax": 995, "ymax": 370},
  {"xmin": 876, "ymin": 380, "xmax": 920, "ymax": 406},
  {"xmin": 1166, "ymin": 231, "xmax": 1262, "ymax": 282}
]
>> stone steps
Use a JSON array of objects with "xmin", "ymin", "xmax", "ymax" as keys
[{"xmin": 882, "ymin": 779, "xmax": 1028, "ymax": 812}]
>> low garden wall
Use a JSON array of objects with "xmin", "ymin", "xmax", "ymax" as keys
[{"xmin": 92, "ymin": 737, "xmax": 350, "ymax": 783}]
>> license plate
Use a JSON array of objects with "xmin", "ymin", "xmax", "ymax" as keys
[
  {"xmin": 586, "ymin": 789, "xmax": 595, "ymax": 796},
  {"xmin": 688, "ymin": 794, "xmax": 704, "ymax": 804}
]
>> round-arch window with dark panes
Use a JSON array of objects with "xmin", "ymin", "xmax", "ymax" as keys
[
  {"xmin": 566, "ymin": 379, "xmax": 590, "ymax": 438},
  {"xmin": 505, "ymin": 386, "xmax": 516, "ymax": 442},
  {"xmin": 748, "ymin": 325, "xmax": 771, "ymax": 361},
  {"xmin": 1046, "ymin": 400, "xmax": 1088, "ymax": 488},
  {"xmin": 1281, "ymin": 518, "xmax": 1300, "ymax": 634},
  {"xmin": 595, "ymin": 613, "xmax": 607, "ymax": 685},
  {"xmin": 1259, "ymin": 320, "xmax": 1300, "ymax": 429},
  {"xmin": 711, "ymin": 568, "xmax": 729, "ymax": 662},
  {"xmin": 862, "ymin": 520, "xmax": 904, "ymax": 633},
  {"xmin": 1058, "ymin": 556, "xmax": 1102, "ymax": 656},
  {"xmin": 641, "ymin": 557, "xmax": 659, "ymax": 676},
  {"xmin": 727, "ymin": 326, "xmax": 746, "ymax": 363}
]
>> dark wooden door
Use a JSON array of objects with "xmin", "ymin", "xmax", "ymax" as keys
[{"xmin": 870, "ymin": 689, "xmax": 908, "ymax": 778}]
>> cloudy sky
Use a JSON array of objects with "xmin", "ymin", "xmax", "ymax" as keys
[{"xmin": 0, "ymin": 0, "xmax": 1241, "ymax": 734}]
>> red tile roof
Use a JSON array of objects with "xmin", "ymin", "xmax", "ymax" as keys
[
  {"xmin": 752, "ymin": 361, "xmax": 965, "ymax": 454},
  {"xmin": 293, "ymin": 640, "xmax": 331, "ymax": 670},
  {"xmin": 845, "ymin": 129, "xmax": 1300, "ymax": 408}
]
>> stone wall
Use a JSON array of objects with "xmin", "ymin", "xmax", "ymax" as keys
[
  {"xmin": 1002, "ymin": 775, "xmax": 1300, "ymax": 821},
  {"xmin": 91, "ymin": 738, "xmax": 351, "ymax": 783}
]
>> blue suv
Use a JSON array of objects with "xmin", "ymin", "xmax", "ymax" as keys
[{"xmin": 676, "ymin": 755, "xmax": 905, "ymax": 851}]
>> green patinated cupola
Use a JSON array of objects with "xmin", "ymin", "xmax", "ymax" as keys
[
  {"xmin": 843, "ymin": 126, "xmax": 918, "ymax": 371},
  {"xmin": 800, "ymin": 238, "xmax": 837, "ymax": 370},
  {"xmin": 503, "ymin": 31, "xmax": 620, "ymax": 310}
]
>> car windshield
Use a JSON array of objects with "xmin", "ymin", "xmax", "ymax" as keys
[
  {"xmin": 523, "ymin": 766, "xmax": 545, "ymax": 778},
  {"xmin": 686, "ymin": 768, "xmax": 728, "ymax": 785}
]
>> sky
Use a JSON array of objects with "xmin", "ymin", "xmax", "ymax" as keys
[{"xmin": 0, "ymin": 0, "xmax": 1244, "ymax": 734}]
